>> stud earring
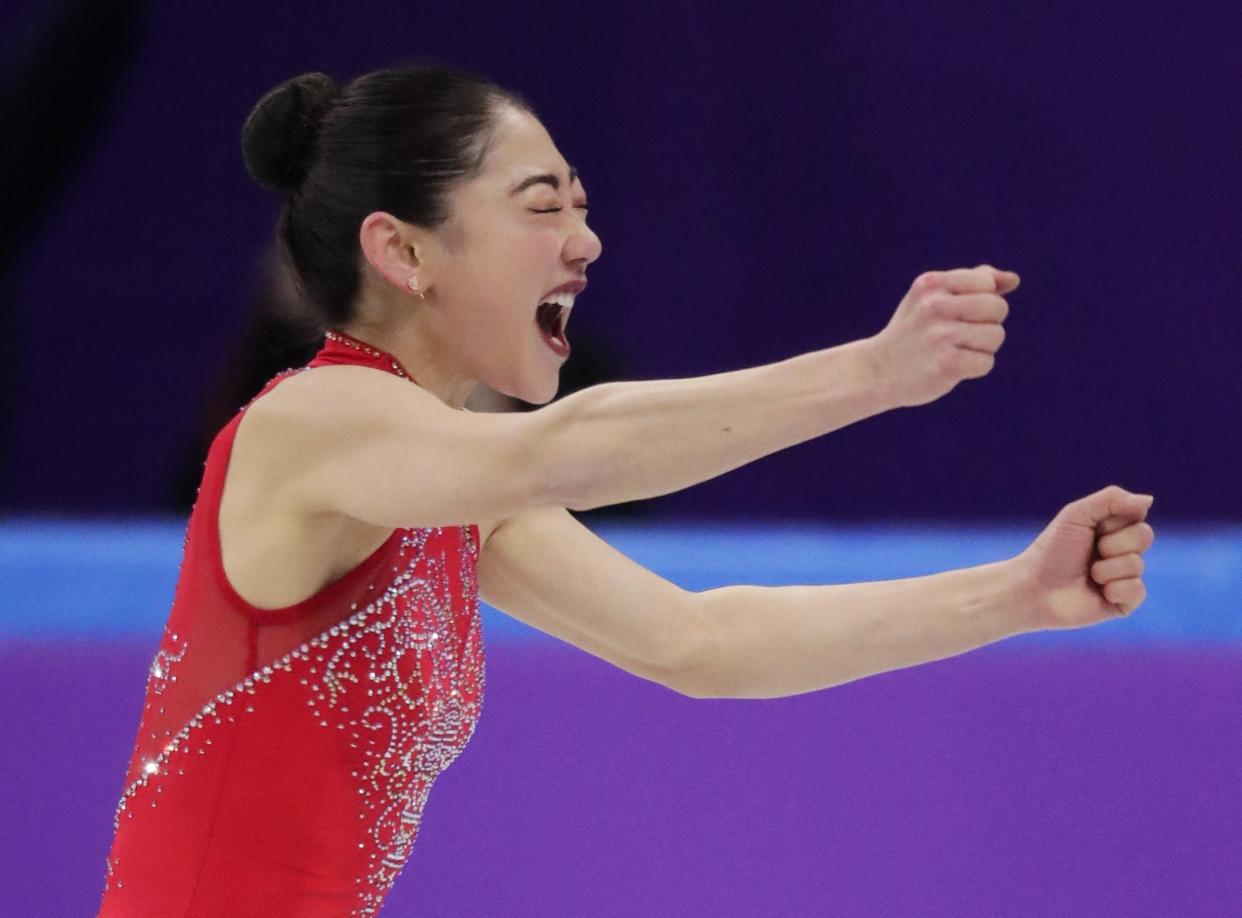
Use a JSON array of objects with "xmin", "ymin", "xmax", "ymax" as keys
[{"xmin": 407, "ymin": 276, "xmax": 425, "ymax": 301}]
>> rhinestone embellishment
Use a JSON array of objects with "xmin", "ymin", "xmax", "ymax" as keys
[
  {"xmin": 100, "ymin": 334, "xmax": 479, "ymax": 915},
  {"xmin": 106, "ymin": 525, "xmax": 484, "ymax": 916},
  {"xmin": 324, "ymin": 329, "xmax": 410, "ymax": 379}
]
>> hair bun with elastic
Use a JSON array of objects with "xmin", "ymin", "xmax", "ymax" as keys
[{"xmin": 241, "ymin": 72, "xmax": 339, "ymax": 194}]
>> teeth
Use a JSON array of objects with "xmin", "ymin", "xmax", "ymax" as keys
[{"xmin": 545, "ymin": 291, "xmax": 576, "ymax": 309}]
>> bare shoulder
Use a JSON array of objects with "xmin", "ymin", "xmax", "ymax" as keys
[
  {"xmin": 242, "ymin": 365, "xmax": 537, "ymax": 537},
  {"xmin": 250, "ymin": 363, "xmax": 423, "ymax": 423},
  {"xmin": 235, "ymin": 364, "xmax": 432, "ymax": 482},
  {"xmin": 231, "ymin": 364, "xmax": 406, "ymax": 521},
  {"xmin": 219, "ymin": 366, "xmax": 398, "ymax": 608}
]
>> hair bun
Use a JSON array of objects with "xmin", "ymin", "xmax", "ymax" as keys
[{"xmin": 241, "ymin": 72, "xmax": 339, "ymax": 194}]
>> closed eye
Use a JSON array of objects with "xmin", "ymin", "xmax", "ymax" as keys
[{"xmin": 531, "ymin": 205, "xmax": 590, "ymax": 213}]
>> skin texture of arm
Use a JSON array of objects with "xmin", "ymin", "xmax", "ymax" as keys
[
  {"xmin": 252, "ymin": 337, "xmax": 888, "ymax": 531},
  {"xmin": 681, "ymin": 560, "xmax": 1032, "ymax": 699},
  {"xmin": 679, "ymin": 486, "xmax": 1155, "ymax": 699},
  {"xmin": 477, "ymin": 488, "xmax": 1154, "ymax": 702},
  {"xmin": 544, "ymin": 339, "xmax": 889, "ymax": 512},
  {"xmin": 478, "ymin": 506, "xmax": 1028, "ymax": 700},
  {"xmin": 476, "ymin": 504, "xmax": 703, "ymax": 693}
]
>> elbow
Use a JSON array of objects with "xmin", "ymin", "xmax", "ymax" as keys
[
  {"xmin": 668, "ymin": 668, "xmax": 723, "ymax": 702},
  {"xmin": 661, "ymin": 593, "xmax": 726, "ymax": 700},
  {"xmin": 672, "ymin": 667, "xmax": 727, "ymax": 701}
]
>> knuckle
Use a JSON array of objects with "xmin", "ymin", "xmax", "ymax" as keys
[
  {"xmin": 973, "ymin": 352, "xmax": 995, "ymax": 376},
  {"xmin": 929, "ymin": 322, "xmax": 954, "ymax": 346},
  {"xmin": 980, "ymin": 293, "xmax": 1009, "ymax": 322},
  {"xmin": 937, "ymin": 347, "xmax": 961, "ymax": 374},
  {"xmin": 1117, "ymin": 582, "xmax": 1146, "ymax": 614},
  {"xmin": 913, "ymin": 272, "xmax": 942, "ymax": 294},
  {"xmin": 950, "ymin": 351, "xmax": 983, "ymax": 378}
]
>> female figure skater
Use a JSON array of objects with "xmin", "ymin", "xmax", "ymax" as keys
[{"xmin": 99, "ymin": 63, "xmax": 1155, "ymax": 916}]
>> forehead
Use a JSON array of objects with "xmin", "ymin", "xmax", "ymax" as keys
[{"xmin": 481, "ymin": 106, "xmax": 582, "ymax": 193}]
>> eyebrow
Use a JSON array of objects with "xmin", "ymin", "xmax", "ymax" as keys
[{"xmin": 510, "ymin": 166, "xmax": 580, "ymax": 195}]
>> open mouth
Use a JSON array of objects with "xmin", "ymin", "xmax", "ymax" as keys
[{"xmin": 535, "ymin": 301, "xmax": 571, "ymax": 357}]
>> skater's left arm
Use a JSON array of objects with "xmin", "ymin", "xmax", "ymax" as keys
[
  {"xmin": 680, "ymin": 561, "xmax": 1033, "ymax": 699},
  {"xmin": 475, "ymin": 507, "xmax": 1027, "ymax": 700},
  {"xmin": 478, "ymin": 480, "xmax": 1153, "ymax": 702},
  {"xmin": 679, "ymin": 486, "xmax": 1155, "ymax": 699}
]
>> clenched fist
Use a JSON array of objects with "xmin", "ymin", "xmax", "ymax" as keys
[
  {"xmin": 862, "ymin": 265, "xmax": 1020, "ymax": 408},
  {"xmin": 1015, "ymin": 485, "xmax": 1156, "ymax": 630}
]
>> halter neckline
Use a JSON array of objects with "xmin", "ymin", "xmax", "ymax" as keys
[{"xmin": 321, "ymin": 329, "xmax": 418, "ymax": 383}]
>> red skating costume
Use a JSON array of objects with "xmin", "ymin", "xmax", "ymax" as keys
[{"xmin": 99, "ymin": 330, "xmax": 485, "ymax": 916}]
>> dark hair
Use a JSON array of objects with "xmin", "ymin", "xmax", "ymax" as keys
[{"xmin": 240, "ymin": 60, "xmax": 536, "ymax": 328}]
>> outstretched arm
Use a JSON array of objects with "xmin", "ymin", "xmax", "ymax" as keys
[
  {"xmin": 549, "ymin": 265, "xmax": 1019, "ymax": 511},
  {"xmin": 270, "ymin": 266, "xmax": 1016, "ymax": 530},
  {"xmin": 476, "ymin": 487, "xmax": 1154, "ymax": 701},
  {"xmin": 680, "ymin": 486, "xmax": 1156, "ymax": 699},
  {"xmin": 683, "ymin": 558, "xmax": 1030, "ymax": 699}
]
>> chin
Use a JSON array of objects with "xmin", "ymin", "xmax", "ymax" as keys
[
  {"xmin": 492, "ymin": 373, "xmax": 559, "ymax": 408},
  {"xmin": 524, "ymin": 380, "xmax": 560, "ymax": 406}
]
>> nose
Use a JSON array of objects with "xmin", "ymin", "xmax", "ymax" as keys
[{"xmin": 566, "ymin": 221, "xmax": 602, "ymax": 267}]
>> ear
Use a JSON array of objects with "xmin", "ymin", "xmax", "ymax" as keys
[{"xmin": 358, "ymin": 211, "xmax": 436, "ymax": 294}]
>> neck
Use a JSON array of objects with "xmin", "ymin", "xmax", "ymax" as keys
[{"xmin": 336, "ymin": 309, "xmax": 478, "ymax": 410}]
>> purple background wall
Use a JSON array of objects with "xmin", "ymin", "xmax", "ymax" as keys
[{"xmin": 1, "ymin": 0, "xmax": 1237, "ymax": 520}]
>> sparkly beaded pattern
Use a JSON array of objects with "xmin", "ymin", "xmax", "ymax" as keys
[
  {"xmin": 99, "ymin": 331, "xmax": 485, "ymax": 917},
  {"xmin": 324, "ymin": 328, "xmax": 409, "ymax": 379}
]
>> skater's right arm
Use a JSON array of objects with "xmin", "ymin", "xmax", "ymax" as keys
[{"xmin": 265, "ymin": 265, "xmax": 1018, "ymax": 528}]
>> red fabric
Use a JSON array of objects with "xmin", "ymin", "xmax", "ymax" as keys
[{"xmin": 99, "ymin": 331, "xmax": 485, "ymax": 917}]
